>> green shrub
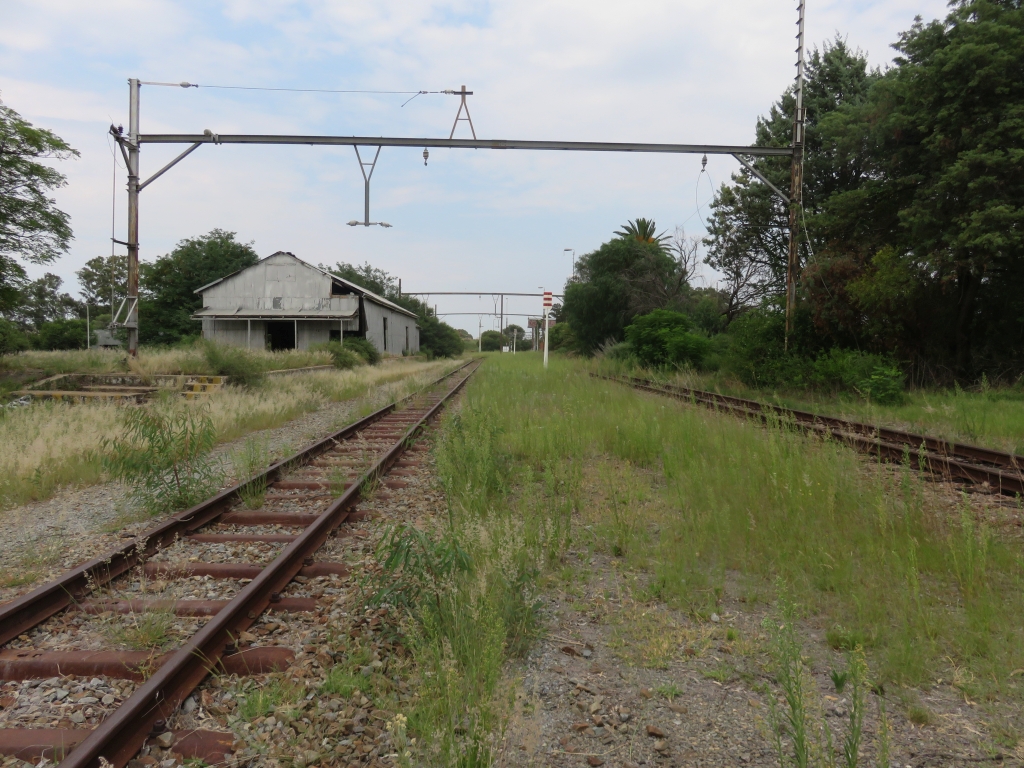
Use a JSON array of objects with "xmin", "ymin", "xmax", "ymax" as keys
[
  {"xmin": 33, "ymin": 319, "xmax": 89, "ymax": 351},
  {"xmin": 480, "ymin": 330, "xmax": 504, "ymax": 352},
  {"xmin": 602, "ymin": 340, "xmax": 635, "ymax": 361},
  {"xmin": 722, "ymin": 308, "xmax": 789, "ymax": 386},
  {"xmin": 723, "ymin": 311, "xmax": 906, "ymax": 402},
  {"xmin": 809, "ymin": 348, "xmax": 889, "ymax": 393},
  {"xmin": 0, "ymin": 319, "xmax": 29, "ymax": 355},
  {"xmin": 343, "ymin": 336, "xmax": 382, "ymax": 365},
  {"xmin": 311, "ymin": 340, "xmax": 363, "ymax": 370},
  {"xmin": 625, "ymin": 309, "xmax": 710, "ymax": 369},
  {"xmin": 862, "ymin": 364, "xmax": 906, "ymax": 405},
  {"xmin": 548, "ymin": 322, "xmax": 576, "ymax": 352},
  {"xmin": 102, "ymin": 404, "xmax": 222, "ymax": 515},
  {"xmin": 418, "ymin": 315, "xmax": 464, "ymax": 358},
  {"xmin": 201, "ymin": 340, "xmax": 265, "ymax": 387}
]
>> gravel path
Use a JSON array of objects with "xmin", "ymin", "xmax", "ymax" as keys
[
  {"xmin": 496, "ymin": 473, "xmax": 1024, "ymax": 768},
  {"xmin": 0, "ymin": 389, "xmax": 378, "ymax": 601}
]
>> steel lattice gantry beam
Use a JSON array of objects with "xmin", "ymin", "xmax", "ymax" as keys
[
  {"xmin": 137, "ymin": 133, "xmax": 794, "ymax": 157},
  {"xmin": 113, "ymin": 93, "xmax": 794, "ymax": 354}
]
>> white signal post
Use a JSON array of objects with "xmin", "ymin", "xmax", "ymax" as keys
[{"xmin": 542, "ymin": 290, "xmax": 552, "ymax": 369}]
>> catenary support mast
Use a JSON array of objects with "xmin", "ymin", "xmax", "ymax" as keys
[
  {"xmin": 785, "ymin": 0, "xmax": 807, "ymax": 347},
  {"xmin": 126, "ymin": 78, "xmax": 141, "ymax": 355}
]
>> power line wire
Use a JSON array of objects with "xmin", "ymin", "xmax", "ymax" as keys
[{"xmin": 139, "ymin": 81, "xmax": 454, "ymax": 106}]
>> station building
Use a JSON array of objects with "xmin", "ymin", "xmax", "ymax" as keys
[{"xmin": 193, "ymin": 251, "xmax": 419, "ymax": 354}]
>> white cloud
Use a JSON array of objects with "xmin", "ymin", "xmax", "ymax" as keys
[{"xmin": 1, "ymin": 0, "xmax": 950, "ymax": 334}]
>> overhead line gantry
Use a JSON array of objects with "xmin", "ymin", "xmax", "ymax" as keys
[{"xmin": 109, "ymin": 3, "xmax": 806, "ymax": 355}]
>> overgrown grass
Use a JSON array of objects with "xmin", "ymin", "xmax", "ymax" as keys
[
  {"xmin": 0, "ymin": 360, "xmax": 459, "ymax": 510},
  {"xmin": 366, "ymin": 385, "xmax": 574, "ymax": 765},
  {"xmin": 104, "ymin": 608, "xmax": 176, "ymax": 650},
  {"xmin": 436, "ymin": 355, "xmax": 1024, "ymax": 708},
  {"xmin": 637, "ymin": 362, "xmax": 1024, "ymax": 455},
  {"xmin": 233, "ymin": 436, "xmax": 270, "ymax": 509},
  {"xmin": 238, "ymin": 676, "xmax": 306, "ymax": 720},
  {"xmin": 0, "ymin": 343, "xmax": 335, "ymax": 378}
]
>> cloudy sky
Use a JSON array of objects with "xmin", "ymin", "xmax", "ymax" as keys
[{"xmin": 2, "ymin": 0, "xmax": 948, "ymax": 336}]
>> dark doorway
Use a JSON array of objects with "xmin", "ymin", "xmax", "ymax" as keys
[
  {"xmin": 329, "ymin": 329, "xmax": 341, "ymax": 343},
  {"xmin": 266, "ymin": 321, "xmax": 295, "ymax": 350}
]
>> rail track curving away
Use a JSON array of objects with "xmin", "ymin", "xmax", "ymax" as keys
[
  {"xmin": 599, "ymin": 374, "xmax": 1024, "ymax": 497},
  {"xmin": 0, "ymin": 361, "xmax": 478, "ymax": 768}
]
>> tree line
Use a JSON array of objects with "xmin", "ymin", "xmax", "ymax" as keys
[{"xmin": 560, "ymin": 0, "xmax": 1024, "ymax": 388}]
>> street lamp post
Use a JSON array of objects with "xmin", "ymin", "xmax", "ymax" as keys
[{"xmin": 564, "ymin": 248, "xmax": 576, "ymax": 279}]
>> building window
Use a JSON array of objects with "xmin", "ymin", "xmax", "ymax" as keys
[{"xmin": 383, "ymin": 317, "xmax": 388, "ymax": 350}]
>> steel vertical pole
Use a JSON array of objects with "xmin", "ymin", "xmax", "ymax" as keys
[
  {"xmin": 364, "ymin": 177, "xmax": 370, "ymax": 225},
  {"xmin": 500, "ymin": 294, "xmax": 504, "ymax": 349},
  {"xmin": 126, "ymin": 78, "xmax": 141, "ymax": 355},
  {"xmin": 785, "ymin": 0, "xmax": 806, "ymax": 350},
  {"xmin": 543, "ymin": 308, "xmax": 549, "ymax": 368}
]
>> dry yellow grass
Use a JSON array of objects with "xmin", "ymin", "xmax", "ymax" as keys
[
  {"xmin": 0, "ymin": 359, "xmax": 460, "ymax": 510},
  {"xmin": 0, "ymin": 345, "xmax": 334, "ymax": 378}
]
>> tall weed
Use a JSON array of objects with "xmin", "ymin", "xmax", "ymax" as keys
[
  {"xmin": 201, "ymin": 340, "xmax": 266, "ymax": 388},
  {"xmin": 367, "ymin": 521, "xmax": 540, "ymax": 766},
  {"xmin": 102, "ymin": 404, "xmax": 222, "ymax": 515},
  {"xmin": 233, "ymin": 436, "xmax": 270, "ymax": 509}
]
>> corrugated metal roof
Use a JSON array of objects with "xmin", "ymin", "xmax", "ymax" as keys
[
  {"xmin": 194, "ymin": 251, "xmax": 418, "ymax": 320},
  {"xmin": 192, "ymin": 307, "xmax": 358, "ymax": 319}
]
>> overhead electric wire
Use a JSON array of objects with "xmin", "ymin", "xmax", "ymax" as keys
[{"xmin": 139, "ymin": 81, "xmax": 451, "ymax": 106}]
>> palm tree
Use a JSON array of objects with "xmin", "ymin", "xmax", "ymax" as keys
[{"xmin": 614, "ymin": 218, "xmax": 669, "ymax": 246}]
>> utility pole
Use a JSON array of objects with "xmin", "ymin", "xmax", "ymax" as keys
[
  {"xmin": 126, "ymin": 78, "xmax": 141, "ymax": 356},
  {"xmin": 785, "ymin": 0, "xmax": 807, "ymax": 349},
  {"xmin": 542, "ymin": 290, "xmax": 552, "ymax": 369},
  {"xmin": 500, "ymin": 294, "xmax": 504, "ymax": 348},
  {"xmin": 478, "ymin": 316, "xmax": 482, "ymax": 353}
]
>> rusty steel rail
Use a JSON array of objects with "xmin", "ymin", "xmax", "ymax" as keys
[
  {"xmin": 56, "ymin": 361, "xmax": 477, "ymax": 768},
  {"xmin": 0, "ymin": 360, "xmax": 475, "ymax": 768},
  {"xmin": 598, "ymin": 374, "xmax": 1024, "ymax": 496},
  {"xmin": 0, "ymin": 359, "xmax": 470, "ymax": 647}
]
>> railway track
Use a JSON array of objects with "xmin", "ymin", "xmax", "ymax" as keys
[
  {"xmin": 0, "ymin": 360, "xmax": 478, "ymax": 768},
  {"xmin": 599, "ymin": 374, "xmax": 1024, "ymax": 497}
]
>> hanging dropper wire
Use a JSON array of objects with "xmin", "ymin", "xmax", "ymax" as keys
[{"xmin": 695, "ymin": 154, "xmax": 714, "ymax": 231}]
